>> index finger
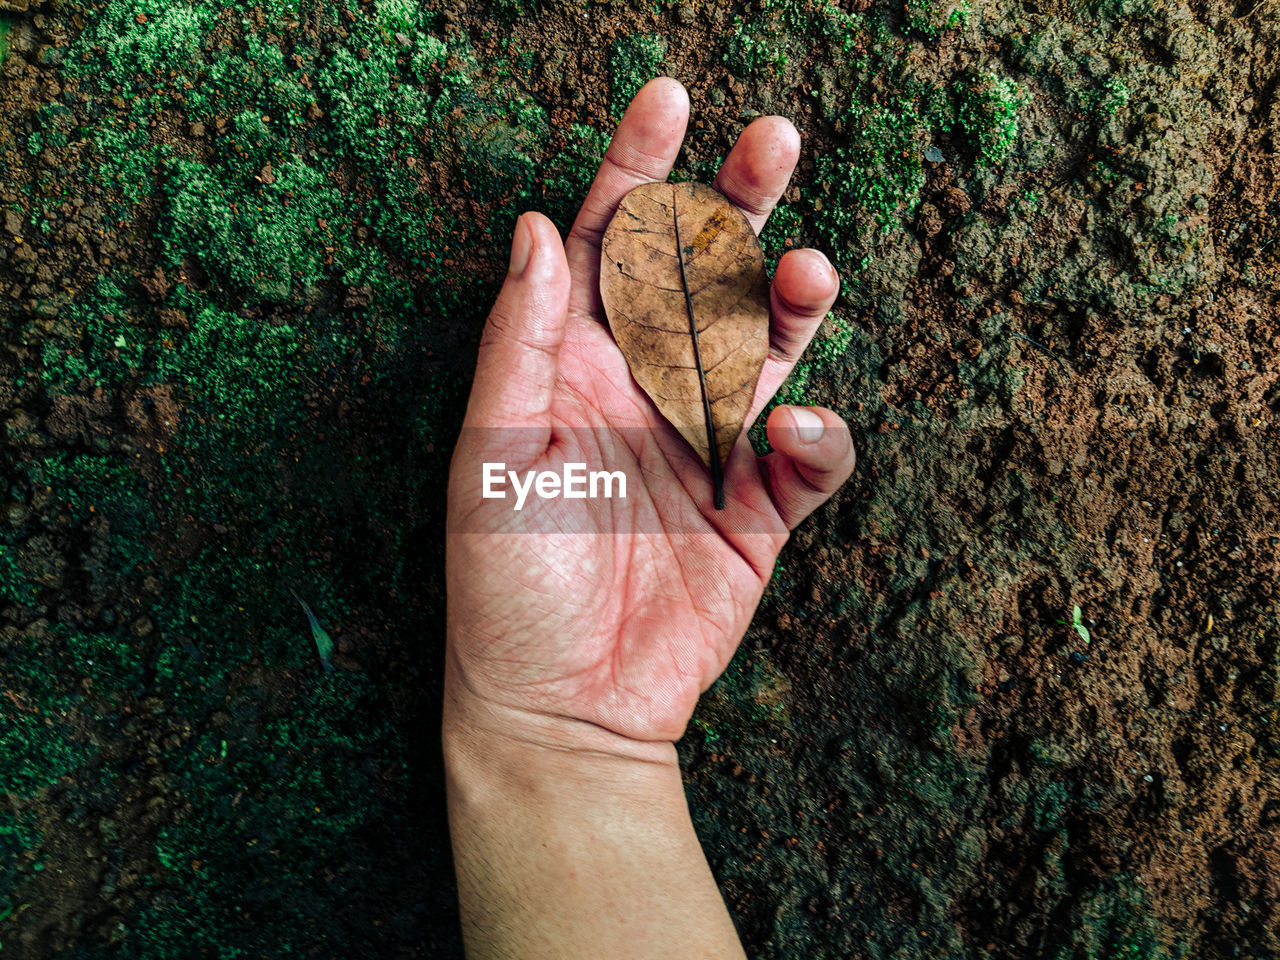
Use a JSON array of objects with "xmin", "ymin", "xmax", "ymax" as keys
[{"xmin": 564, "ymin": 77, "xmax": 690, "ymax": 318}]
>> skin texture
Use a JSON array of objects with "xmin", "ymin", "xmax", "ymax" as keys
[{"xmin": 444, "ymin": 78, "xmax": 856, "ymax": 960}]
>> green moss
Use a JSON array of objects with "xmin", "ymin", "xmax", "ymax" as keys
[
  {"xmin": 26, "ymin": 453, "xmax": 157, "ymax": 584},
  {"xmin": 815, "ymin": 88, "xmax": 931, "ymax": 250},
  {"xmin": 609, "ymin": 33, "xmax": 668, "ymax": 117},
  {"xmin": 780, "ymin": 315, "xmax": 855, "ymax": 403},
  {"xmin": 190, "ymin": 31, "xmax": 312, "ymax": 132},
  {"xmin": 315, "ymin": 32, "xmax": 432, "ymax": 167},
  {"xmin": 0, "ymin": 699, "xmax": 93, "ymax": 798},
  {"xmin": 0, "ymin": 810, "xmax": 40, "ymax": 921},
  {"xmin": 724, "ymin": 14, "xmax": 790, "ymax": 76},
  {"xmin": 0, "ymin": 545, "xmax": 37, "ymax": 607},
  {"xmin": 910, "ymin": 686, "xmax": 955, "ymax": 739},
  {"xmin": 750, "ymin": 314, "xmax": 854, "ymax": 452},
  {"xmin": 948, "ymin": 70, "xmax": 1024, "ymax": 167},
  {"xmin": 539, "ymin": 122, "xmax": 611, "ymax": 232},
  {"xmin": 29, "ymin": 453, "xmax": 154, "ymax": 532},
  {"xmin": 1080, "ymin": 877, "xmax": 1161, "ymax": 960},
  {"xmin": 88, "ymin": 118, "xmax": 166, "ymax": 215},
  {"xmin": 903, "ymin": 0, "xmax": 969, "ymax": 38},
  {"xmin": 54, "ymin": 625, "xmax": 148, "ymax": 697},
  {"xmin": 121, "ymin": 670, "xmax": 410, "ymax": 959},
  {"xmin": 1010, "ymin": 188, "xmax": 1042, "ymax": 217},
  {"xmin": 724, "ymin": 7, "xmax": 953, "ymax": 278},
  {"xmin": 759, "ymin": 202, "xmax": 803, "ymax": 255},
  {"xmin": 1084, "ymin": 75, "xmax": 1130, "ymax": 117},
  {"xmin": 444, "ymin": 79, "xmax": 547, "ymax": 212},
  {"xmin": 374, "ymin": 0, "xmax": 430, "ymax": 34},
  {"xmin": 40, "ymin": 274, "xmax": 134, "ymax": 391},
  {"xmin": 160, "ymin": 156, "xmax": 350, "ymax": 304},
  {"xmin": 73, "ymin": 0, "xmax": 216, "ymax": 89},
  {"xmin": 1031, "ymin": 780, "xmax": 1071, "ymax": 831}
]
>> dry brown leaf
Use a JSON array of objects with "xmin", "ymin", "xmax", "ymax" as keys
[{"xmin": 599, "ymin": 181, "xmax": 770, "ymax": 509}]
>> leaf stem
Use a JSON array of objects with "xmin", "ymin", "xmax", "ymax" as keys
[{"xmin": 671, "ymin": 184, "xmax": 725, "ymax": 509}]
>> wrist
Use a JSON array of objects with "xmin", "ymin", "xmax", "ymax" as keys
[
  {"xmin": 443, "ymin": 678, "xmax": 746, "ymax": 960},
  {"xmin": 442, "ymin": 676, "xmax": 681, "ymax": 794}
]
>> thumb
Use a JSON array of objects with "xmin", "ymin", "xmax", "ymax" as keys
[
  {"xmin": 462, "ymin": 212, "xmax": 572, "ymax": 444},
  {"xmin": 758, "ymin": 405, "xmax": 856, "ymax": 529}
]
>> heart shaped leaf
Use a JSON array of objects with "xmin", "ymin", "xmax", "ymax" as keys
[{"xmin": 599, "ymin": 181, "xmax": 770, "ymax": 509}]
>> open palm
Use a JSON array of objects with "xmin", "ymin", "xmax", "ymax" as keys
[{"xmin": 446, "ymin": 79, "xmax": 855, "ymax": 750}]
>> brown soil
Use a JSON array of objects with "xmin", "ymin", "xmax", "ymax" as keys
[{"xmin": 1, "ymin": 0, "xmax": 1277, "ymax": 956}]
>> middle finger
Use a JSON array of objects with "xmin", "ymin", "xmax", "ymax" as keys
[{"xmin": 711, "ymin": 115, "xmax": 802, "ymax": 236}]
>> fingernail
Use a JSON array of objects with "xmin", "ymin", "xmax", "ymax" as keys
[
  {"xmin": 809, "ymin": 249, "xmax": 837, "ymax": 285},
  {"xmin": 790, "ymin": 406, "xmax": 825, "ymax": 443},
  {"xmin": 509, "ymin": 214, "xmax": 532, "ymax": 276}
]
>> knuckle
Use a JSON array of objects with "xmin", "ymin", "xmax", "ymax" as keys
[
  {"xmin": 605, "ymin": 143, "xmax": 669, "ymax": 184},
  {"xmin": 479, "ymin": 308, "xmax": 515, "ymax": 350},
  {"xmin": 567, "ymin": 220, "xmax": 604, "ymax": 248}
]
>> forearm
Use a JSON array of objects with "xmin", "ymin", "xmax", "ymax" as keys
[{"xmin": 443, "ymin": 685, "xmax": 747, "ymax": 960}]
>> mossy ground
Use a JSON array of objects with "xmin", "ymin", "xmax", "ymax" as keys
[{"xmin": 1, "ymin": 0, "xmax": 1278, "ymax": 957}]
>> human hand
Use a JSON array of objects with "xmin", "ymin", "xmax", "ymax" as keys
[{"xmin": 445, "ymin": 78, "xmax": 855, "ymax": 760}]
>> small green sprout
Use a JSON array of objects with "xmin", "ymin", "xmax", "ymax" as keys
[
  {"xmin": 1057, "ymin": 605, "xmax": 1091, "ymax": 645},
  {"xmin": 290, "ymin": 588, "xmax": 335, "ymax": 672}
]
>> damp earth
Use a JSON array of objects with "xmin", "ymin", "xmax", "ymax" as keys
[{"xmin": 1, "ymin": 0, "xmax": 1278, "ymax": 957}]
